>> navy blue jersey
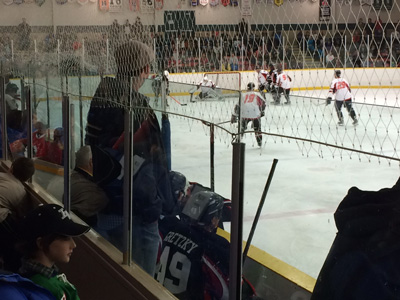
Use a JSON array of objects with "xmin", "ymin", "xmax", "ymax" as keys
[{"xmin": 157, "ymin": 216, "xmax": 230, "ymax": 300}]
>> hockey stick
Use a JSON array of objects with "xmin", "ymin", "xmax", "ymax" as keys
[
  {"xmin": 243, "ymin": 158, "xmax": 278, "ymax": 264},
  {"xmin": 169, "ymin": 95, "xmax": 187, "ymax": 106}
]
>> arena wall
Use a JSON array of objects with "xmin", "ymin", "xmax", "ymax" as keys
[
  {"xmin": 0, "ymin": 1, "xmax": 397, "ymax": 27},
  {"xmin": 169, "ymin": 68, "xmax": 400, "ymax": 93}
]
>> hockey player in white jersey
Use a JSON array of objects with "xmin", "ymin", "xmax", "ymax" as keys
[
  {"xmin": 231, "ymin": 82, "xmax": 266, "ymax": 147},
  {"xmin": 191, "ymin": 76, "xmax": 222, "ymax": 102},
  {"xmin": 256, "ymin": 66, "xmax": 269, "ymax": 99},
  {"xmin": 326, "ymin": 70, "xmax": 358, "ymax": 126},
  {"xmin": 276, "ymin": 67, "xmax": 292, "ymax": 105}
]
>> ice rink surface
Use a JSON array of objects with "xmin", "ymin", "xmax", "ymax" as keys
[
  {"xmin": 33, "ymin": 84, "xmax": 399, "ymax": 279},
  {"xmin": 165, "ymin": 89, "xmax": 400, "ymax": 279}
]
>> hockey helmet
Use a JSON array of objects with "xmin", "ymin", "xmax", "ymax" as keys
[
  {"xmin": 203, "ymin": 76, "xmax": 208, "ymax": 82},
  {"xmin": 247, "ymin": 82, "xmax": 255, "ymax": 91},
  {"xmin": 181, "ymin": 190, "xmax": 224, "ymax": 227},
  {"xmin": 335, "ymin": 70, "xmax": 341, "ymax": 77},
  {"xmin": 5, "ymin": 83, "xmax": 19, "ymax": 94},
  {"xmin": 169, "ymin": 170, "xmax": 188, "ymax": 202},
  {"xmin": 268, "ymin": 63, "xmax": 275, "ymax": 70},
  {"xmin": 164, "ymin": 70, "xmax": 169, "ymax": 78}
]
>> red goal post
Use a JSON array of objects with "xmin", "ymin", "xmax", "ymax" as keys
[{"xmin": 204, "ymin": 71, "xmax": 242, "ymax": 93}]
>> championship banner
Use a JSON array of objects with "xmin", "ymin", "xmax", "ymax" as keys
[
  {"xmin": 266, "ymin": 0, "xmax": 273, "ymax": 5},
  {"xmin": 373, "ymin": 0, "xmax": 382, "ymax": 9},
  {"xmin": 221, "ymin": 0, "xmax": 229, "ymax": 6},
  {"xmin": 99, "ymin": 0, "xmax": 109, "ymax": 11},
  {"xmin": 383, "ymin": 0, "xmax": 392, "ymax": 10},
  {"xmin": 199, "ymin": 0, "xmax": 208, "ymax": 5},
  {"xmin": 140, "ymin": 0, "xmax": 154, "ymax": 13},
  {"xmin": 109, "ymin": 0, "xmax": 122, "ymax": 12},
  {"xmin": 319, "ymin": 0, "xmax": 331, "ymax": 22},
  {"xmin": 241, "ymin": 0, "xmax": 252, "ymax": 16},
  {"xmin": 274, "ymin": 0, "xmax": 283, "ymax": 6}
]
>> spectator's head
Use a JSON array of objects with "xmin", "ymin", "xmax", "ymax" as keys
[
  {"xmin": 19, "ymin": 204, "xmax": 90, "ymax": 264},
  {"xmin": 181, "ymin": 190, "xmax": 224, "ymax": 232},
  {"xmin": 75, "ymin": 145, "xmax": 93, "ymax": 174},
  {"xmin": 53, "ymin": 127, "xmax": 64, "ymax": 142},
  {"xmin": 114, "ymin": 40, "xmax": 154, "ymax": 81},
  {"xmin": 10, "ymin": 157, "xmax": 35, "ymax": 182},
  {"xmin": 34, "ymin": 122, "xmax": 47, "ymax": 135},
  {"xmin": 203, "ymin": 76, "xmax": 208, "ymax": 83},
  {"xmin": 5, "ymin": 83, "xmax": 19, "ymax": 96}
]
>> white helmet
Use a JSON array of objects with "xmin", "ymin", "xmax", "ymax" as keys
[
  {"xmin": 203, "ymin": 76, "xmax": 208, "ymax": 82},
  {"xmin": 164, "ymin": 70, "xmax": 169, "ymax": 78}
]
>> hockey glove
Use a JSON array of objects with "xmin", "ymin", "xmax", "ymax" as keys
[
  {"xmin": 326, "ymin": 97, "xmax": 332, "ymax": 105},
  {"xmin": 261, "ymin": 110, "xmax": 265, "ymax": 117}
]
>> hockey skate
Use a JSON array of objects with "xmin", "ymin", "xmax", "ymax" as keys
[
  {"xmin": 338, "ymin": 119, "xmax": 344, "ymax": 126},
  {"xmin": 284, "ymin": 101, "xmax": 291, "ymax": 105},
  {"xmin": 353, "ymin": 119, "xmax": 358, "ymax": 126}
]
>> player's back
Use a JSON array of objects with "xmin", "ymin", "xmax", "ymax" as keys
[
  {"xmin": 241, "ymin": 91, "xmax": 263, "ymax": 119},
  {"xmin": 157, "ymin": 216, "xmax": 230, "ymax": 300},
  {"xmin": 330, "ymin": 78, "xmax": 351, "ymax": 100}
]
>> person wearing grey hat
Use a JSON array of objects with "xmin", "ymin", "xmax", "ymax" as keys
[
  {"xmin": 18, "ymin": 204, "xmax": 90, "ymax": 300},
  {"xmin": 85, "ymin": 40, "xmax": 174, "ymax": 277}
]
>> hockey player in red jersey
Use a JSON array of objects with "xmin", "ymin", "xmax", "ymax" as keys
[
  {"xmin": 231, "ymin": 82, "xmax": 266, "ymax": 147},
  {"xmin": 326, "ymin": 70, "xmax": 358, "ymax": 126}
]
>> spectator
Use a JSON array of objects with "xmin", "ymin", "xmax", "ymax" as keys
[
  {"xmin": 70, "ymin": 146, "xmax": 109, "ymax": 227},
  {"xmin": 0, "ymin": 270, "xmax": 56, "ymax": 300},
  {"xmin": 0, "ymin": 157, "xmax": 35, "ymax": 272},
  {"xmin": 311, "ymin": 177, "xmax": 400, "ymax": 300},
  {"xmin": 85, "ymin": 40, "xmax": 173, "ymax": 276},
  {"xmin": 18, "ymin": 204, "xmax": 90, "ymax": 300},
  {"xmin": 229, "ymin": 52, "xmax": 239, "ymax": 71},
  {"xmin": 44, "ymin": 128, "xmax": 64, "ymax": 165},
  {"xmin": 17, "ymin": 18, "xmax": 31, "ymax": 51},
  {"xmin": 326, "ymin": 51, "xmax": 335, "ymax": 68}
]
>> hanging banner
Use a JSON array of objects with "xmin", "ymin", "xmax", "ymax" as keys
[
  {"xmin": 99, "ymin": 0, "xmax": 109, "ymax": 11},
  {"xmin": 274, "ymin": 0, "xmax": 283, "ymax": 6},
  {"xmin": 130, "ymin": 0, "xmax": 139, "ymax": 11},
  {"xmin": 383, "ymin": 0, "xmax": 392, "ymax": 9},
  {"xmin": 319, "ymin": 0, "xmax": 331, "ymax": 21},
  {"xmin": 210, "ymin": 0, "xmax": 219, "ymax": 6},
  {"xmin": 155, "ymin": 0, "xmax": 163, "ymax": 9},
  {"xmin": 109, "ymin": 0, "xmax": 122, "ymax": 11},
  {"xmin": 373, "ymin": 0, "xmax": 382, "ymax": 9},
  {"xmin": 199, "ymin": 0, "xmax": 208, "ymax": 5},
  {"xmin": 141, "ymin": 0, "xmax": 154, "ymax": 13},
  {"xmin": 231, "ymin": 0, "xmax": 238, "ymax": 5},
  {"xmin": 221, "ymin": 0, "xmax": 229, "ymax": 5},
  {"xmin": 191, "ymin": 0, "xmax": 198, "ymax": 6},
  {"xmin": 359, "ymin": 0, "xmax": 372, "ymax": 5},
  {"xmin": 241, "ymin": 0, "xmax": 252, "ymax": 16}
]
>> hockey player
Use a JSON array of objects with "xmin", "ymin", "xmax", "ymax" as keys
[
  {"xmin": 190, "ymin": 76, "xmax": 221, "ymax": 102},
  {"xmin": 231, "ymin": 82, "xmax": 266, "ymax": 147},
  {"xmin": 151, "ymin": 70, "xmax": 170, "ymax": 106},
  {"xmin": 267, "ymin": 64, "xmax": 279, "ymax": 104},
  {"xmin": 326, "ymin": 70, "xmax": 358, "ymax": 126},
  {"xmin": 255, "ymin": 66, "xmax": 269, "ymax": 99},
  {"xmin": 156, "ymin": 190, "xmax": 257, "ymax": 300},
  {"xmin": 276, "ymin": 67, "xmax": 292, "ymax": 105}
]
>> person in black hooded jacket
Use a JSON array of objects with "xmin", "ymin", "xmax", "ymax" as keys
[{"xmin": 311, "ymin": 177, "xmax": 400, "ymax": 300}]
